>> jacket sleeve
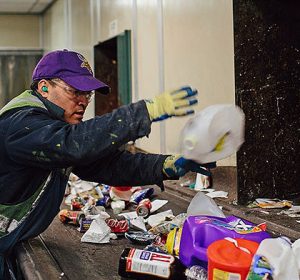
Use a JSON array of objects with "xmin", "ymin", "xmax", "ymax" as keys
[
  {"xmin": 4, "ymin": 101, "xmax": 152, "ymax": 169},
  {"xmin": 72, "ymin": 150, "xmax": 169, "ymax": 188}
]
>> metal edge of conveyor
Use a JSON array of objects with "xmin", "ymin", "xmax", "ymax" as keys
[
  {"xmin": 163, "ymin": 183, "xmax": 300, "ymax": 241},
  {"xmin": 16, "ymin": 235, "xmax": 68, "ymax": 280}
]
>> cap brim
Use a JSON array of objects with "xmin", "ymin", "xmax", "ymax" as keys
[{"xmin": 62, "ymin": 75, "xmax": 110, "ymax": 95}]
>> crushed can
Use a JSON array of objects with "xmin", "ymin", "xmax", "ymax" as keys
[
  {"xmin": 58, "ymin": 209, "xmax": 85, "ymax": 226},
  {"xmin": 105, "ymin": 218, "xmax": 129, "ymax": 233},
  {"xmin": 136, "ymin": 198, "xmax": 152, "ymax": 218}
]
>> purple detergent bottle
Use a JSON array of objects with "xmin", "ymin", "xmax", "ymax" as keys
[{"xmin": 179, "ymin": 215, "xmax": 270, "ymax": 268}]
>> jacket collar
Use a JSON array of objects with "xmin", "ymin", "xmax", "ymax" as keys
[{"xmin": 32, "ymin": 91, "xmax": 65, "ymax": 121}]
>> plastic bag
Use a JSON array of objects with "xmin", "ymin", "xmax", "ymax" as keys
[{"xmin": 187, "ymin": 191, "xmax": 225, "ymax": 218}]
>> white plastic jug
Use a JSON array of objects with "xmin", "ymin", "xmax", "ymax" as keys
[
  {"xmin": 292, "ymin": 238, "xmax": 300, "ymax": 277},
  {"xmin": 187, "ymin": 191, "xmax": 225, "ymax": 218},
  {"xmin": 250, "ymin": 236, "xmax": 299, "ymax": 280},
  {"xmin": 180, "ymin": 104, "xmax": 245, "ymax": 164}
]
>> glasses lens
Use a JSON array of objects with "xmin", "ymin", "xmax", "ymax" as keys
[
  {"xmin": 74, "ymin": 91, "xmax": 93, "ymax": 102},
  {"xmin": 51, "ymin": 80, "xmax": 94, "ymax": 102}
]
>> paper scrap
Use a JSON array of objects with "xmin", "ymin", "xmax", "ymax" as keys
[
  {"xmin": 146, "ymin": 210, "xmax": 174, "ymax": 228},
  {"xmin": 81, "ymin": 218, "xmax": 111, "ymax": 244},
  {"xmin": 150, "ymin": 199, "xmax": 168, "ymax": 213},
  {"xmin": 206, "ymin": 191, "xmax": 228, "ymax": 199},
  {"xmin": 278, "ymin": 206, "xmax": 300, "ymax": 217},
  {"xmin": 255, "ymin": 198, "xmax": 292, "ymax": 209},
  {"xmin": 130, "ymin": 216, "xmax": 147, "ymax": 232},
  {"xmin": 118, "ymin": 211, "xmax": 137, "ymax": 220}
]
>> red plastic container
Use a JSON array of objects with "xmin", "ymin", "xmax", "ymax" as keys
[
  {"xmin": 207, "ymin": 238, "xmax": 259, "ymax": 280},
  {"xmin": 110, "ymin": 186, "xmax": 133, "ymax": 201},
  {"xmin": 113, "ymin": 186, "xmax": 132, "ymax": 191}
]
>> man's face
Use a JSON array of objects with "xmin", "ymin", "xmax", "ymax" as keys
[{"xmin": 38, "ymin": 79, "xmax": 93, "ymax": 124}]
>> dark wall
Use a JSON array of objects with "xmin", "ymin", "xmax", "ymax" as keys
[{"xmin": 233, "ymin": 0, "xmax": 300, "ymax": 204}]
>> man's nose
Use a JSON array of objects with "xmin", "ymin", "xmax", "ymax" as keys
[{"xmin": 77, "ymin": 96, "xmax": 89, "ymax": 107}]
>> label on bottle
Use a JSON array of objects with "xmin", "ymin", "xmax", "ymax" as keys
[
  {"xmin": 213, "ymin": 268, "xmax": 241, "ymax": 280},
  {"xmin": 126, "ymin": 248, "xmax": 175, "ymax": 278}
]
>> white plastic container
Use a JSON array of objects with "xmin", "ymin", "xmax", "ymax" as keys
[
  {"xmin": 180, "ymin": 104, "xmax": 245, "ymax": 164},
  {"xmin": 252, "ymin": 236, "xmax": 299, "ymax": 280},
  {"xmin": 292, "ymin": 238, "xmax": 300, "ymax": 277}
]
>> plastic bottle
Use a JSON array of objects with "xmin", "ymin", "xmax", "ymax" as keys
[
  {"xmin": 180, "ymin": 104, "xmax": 245, "ymax": 164},
  {"xmin": 185, "ymin": 265, "xmax": 208, "ymax": 280},
  {"xmin": 118, "ymin": 247, "xmax": 186, "ymax": 279},
  {"xmin": 247, "ymin": 236, "xmax": 299, "ymax": 280},
  {"xmin": 187, "ymin": 191, "xmax": 225, "ymax": 218},
  {"xmin": 292, "ymin": 238, "xmax": 300, "ymax": 277}
]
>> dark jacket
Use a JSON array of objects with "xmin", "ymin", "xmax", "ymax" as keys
[{"xmin": 0, "ymin": 90, "xmax": 168, "ymax": 278}]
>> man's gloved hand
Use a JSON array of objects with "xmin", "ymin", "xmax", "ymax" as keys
[
  {"xmin": 163, "ymin": 155, "xmax": 216, "ymax": 178},
  {"xmin": 145, "ymin": 86, "xmax": 198, "ymax": 122}
]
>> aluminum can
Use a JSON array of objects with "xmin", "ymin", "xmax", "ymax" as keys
[{"xmin": 136, "ymin": 198, "xmax": 152, "ymax": 218}]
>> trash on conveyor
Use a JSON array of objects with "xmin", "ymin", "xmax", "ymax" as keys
[
  {"xmin": 187, "ymin": 191, "xmax": 225, "ymax": 218},
  {"xmin": 251, "ymin": 198, "xmax": 293, "ymax": 209},
  {"xmin": 118, "ymin": 247, "xmax": 187, "ymax": 279},
  {"xmin": 204, "ymin": 190, "xmax": 228, "ymax": 198},
  {"xmin": 247, "ymin": 236, "xmax": 300, "ymax": 280},
  {"xmin": 81, "ymin": 217, "xmax": 111, "ymax": 244},
  {"xmin": 58, "ymin": 209, "xmax": 85, "ymax": 226},
  {"xmin": 125, "ymin": 231, "xmax": 157, "ymax": 245},
  {"xmin": 278, "ymin": 205, "xmax": 300, "ymax": 218},
  {"xmin": 58, "ymin": 174, "xmax": 300, "ymax": 279},
  {"xmin": 136, "ymin": 198, "xmax": 152, "ymax": 218}
]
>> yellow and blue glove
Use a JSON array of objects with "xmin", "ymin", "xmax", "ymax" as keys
[
  {"xmin": 163, "ymin": 155, "xmax": 216, "ymax": 178},
  {"xmin": 145, "ymin": 86, "xmax": 198, "ymax": 122}
]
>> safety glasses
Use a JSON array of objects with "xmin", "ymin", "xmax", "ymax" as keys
[{"xmin": 50, "ymin": 79, "xmax": 94, "ymax": 102}]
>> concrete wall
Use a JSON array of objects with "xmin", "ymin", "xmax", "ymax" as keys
[{"xmin": 0, "ymin": 15, "xmax": 40, "ymax": 48}]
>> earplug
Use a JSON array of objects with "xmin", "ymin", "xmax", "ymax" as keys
[{"xmin": 42, "ymin": 86, "xmax": 48, "ymax": 92}]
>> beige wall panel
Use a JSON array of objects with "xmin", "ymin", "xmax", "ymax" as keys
[
  {"xmin": 69, "ymin": 0, "xmax": 95, "ymax": 120},
  {"xmin": 99, "ymin": 0, "xmax": 161, "ymax": 152},
  {"xmin": 43, "ymin": 0, "xmax": 95, "ymax": 120},
  {"xmin": 70, "ymin": 0, "xmax": 91, "ymax": 57},
  {"xmin": 163, "ymin": 0, "xmax": 235, "ymax": 165},
  {"xmin": 43, "ymin": 0, "xmax": 67, "ymax": 52},
  {"xmin": 0, "ymin": 15, "xmax": 40, "ymax": 48},
  {"xmin": 135, "ymin": 0, "xmax": 161, "ymax": 153},
  {"xmin": 100, "ymin": 0, "xmax": 133, "ymax": 41}
]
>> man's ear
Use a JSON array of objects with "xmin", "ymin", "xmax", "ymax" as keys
[{"xmin": 37, "ymin": 80, "xmax": 50, "ymax": 98}]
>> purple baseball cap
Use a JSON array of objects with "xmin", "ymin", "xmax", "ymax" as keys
[{"xmin": 32, "ymin": 49, "xmax": 110, "ymax": 94}]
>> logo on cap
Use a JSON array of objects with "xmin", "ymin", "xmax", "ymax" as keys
[{"xmin": 77, "ymin": 54, "xmax": 93, "ymax": 74}]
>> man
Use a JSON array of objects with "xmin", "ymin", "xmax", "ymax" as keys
[{"xmin": 0, "ymin": 49, "xmax": 214, "ymax": 279}]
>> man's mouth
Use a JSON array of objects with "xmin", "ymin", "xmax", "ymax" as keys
[
  {"xmin": 74, "ymin": 111, "xmax": 84, "ymax": 116},
  {"xmin": 73, "ymin": 111, "xmax": 84, "ymax": 120}
]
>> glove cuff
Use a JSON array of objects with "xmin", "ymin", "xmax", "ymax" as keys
[{"xmin": 145, "ymin": 99, "xmax": 156, "ymax": 121}]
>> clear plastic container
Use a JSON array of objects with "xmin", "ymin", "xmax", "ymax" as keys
[{"xmin": 185, "ymin": 265, "xmax": 207, "ymax": 280}]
